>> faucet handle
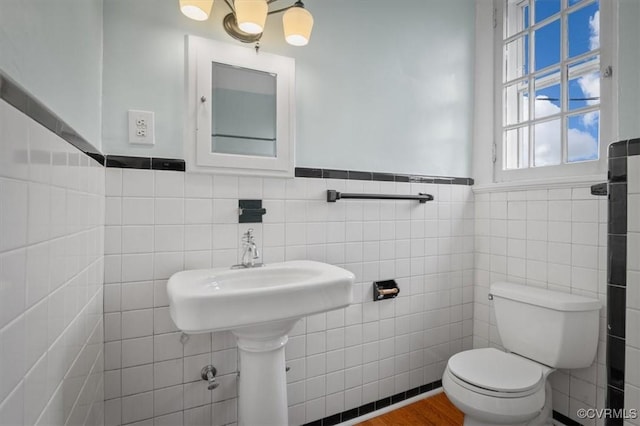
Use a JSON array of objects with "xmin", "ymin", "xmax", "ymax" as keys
[
  {"xmin": 201, "ymin": 365, "xmax": 219, "ymax": 390},
  {"xmin": 242, "ymin": 228, "xmax": 255, "ymax": 243}
]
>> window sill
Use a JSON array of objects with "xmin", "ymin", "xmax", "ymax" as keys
[{"xmin": 472, "ymin": 173, "xmax": 607, "ymax": 194}]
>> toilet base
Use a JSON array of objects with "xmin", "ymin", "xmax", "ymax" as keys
[{"xmin": 461, "ymin": 381, "xmax": 553, "ymax": 426}]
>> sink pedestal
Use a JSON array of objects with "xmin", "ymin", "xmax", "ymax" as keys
[
  {"xmin": 167, "ymin": 261, "xmax": 355, "ymax": 424},
  {"xmin": 233, "ymin": 319, "xmax": 297, "ymax": 426}
]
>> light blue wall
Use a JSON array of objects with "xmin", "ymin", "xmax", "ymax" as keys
[
  {"xmin": 0, "ymin": 0, "xmax": 104, "ymax": 148},
  {"xmin": 102, "ymin": 0, "xmax": 475, "ymax": 177},
  {"xmin": 618, "ymin": 0, "xmax": 640, "ymax": 141}
]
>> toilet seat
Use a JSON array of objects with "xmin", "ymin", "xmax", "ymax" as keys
[
  {"xmin": 443, "ymin": 348, "xmax": 552, "ymax": 425},
  {"xmin": 447, "ymin": 348, "xmax": 545, "ymax": 397}
]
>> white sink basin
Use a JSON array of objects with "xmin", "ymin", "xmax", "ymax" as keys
[
  {"xmin": 167, "ymin": 260, "xmax": 354, "ymax": 425},
  {"xmin": 167, "ymin": 260, "xmax": 355, "ymax": 334}
]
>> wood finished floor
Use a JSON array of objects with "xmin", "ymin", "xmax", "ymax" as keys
[{"xmin": 357, "ymin": 392, "xmax": 464, "ymax": 426}]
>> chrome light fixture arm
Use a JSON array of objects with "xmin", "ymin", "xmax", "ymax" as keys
[
  {"xmin": 180, "ymin": 0, "xmax": 313, "ymax": 46},
  {"xmin": 266, "ymin": 1, "xmax": 301, "ymax": 16},
  {"xmin": 223, "ymin": 0, "xmax": 235, "ymax": 13},
  {"xmin": 221, "ymin": 0, "xmax": 308, "ymax": 45}
]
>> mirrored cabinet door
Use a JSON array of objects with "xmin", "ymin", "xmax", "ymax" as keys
[
  {"xmin": 187, "ymin": 36, "xmax": 295, "ymax": 177},
  {"xmin": 211, "ymin": 62, "xmax": 277, "ymax": 158}
]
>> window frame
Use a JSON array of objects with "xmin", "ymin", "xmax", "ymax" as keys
[{"xmin": 493, "ymin": 0, "xmax": 616, "ymax": 183}]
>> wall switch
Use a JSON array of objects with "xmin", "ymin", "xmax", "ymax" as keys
[{"xmin": 128, "ymin": 110, "xmax": 155, "ymax": 145}]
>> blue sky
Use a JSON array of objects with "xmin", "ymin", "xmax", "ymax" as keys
[{"xmin": 515, "ymin": 0, "xmax": 600, "ymax": 165}]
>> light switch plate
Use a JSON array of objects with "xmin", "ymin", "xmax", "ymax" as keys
[{"xmin": 128, "ymin": 110, "xmax": 155, "ymax": 145}]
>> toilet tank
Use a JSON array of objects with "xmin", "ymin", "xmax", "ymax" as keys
[{"xmin": 490, "ymin": 282, "xmax": 601, "ymax": 369}]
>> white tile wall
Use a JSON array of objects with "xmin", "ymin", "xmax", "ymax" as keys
[
  {"xmin": 0, "ymin": 99, "xmax": 105, "ymax": 426},
  {"xmin": 104, "ymin": 171, "xmax": 475, "ymax": 425},
  {"xmin": 473, "ymin": 186, "xmax": 608, "ymax": 425},
  {"xmin": 627, "ymin": 155, "xmax": 640, "ymax": 425}
]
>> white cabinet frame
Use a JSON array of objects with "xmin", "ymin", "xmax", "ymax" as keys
[{"xmin": 185, "ymin": 36, "xmax": 295, "ymax": 177}]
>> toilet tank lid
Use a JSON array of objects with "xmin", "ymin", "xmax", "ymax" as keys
[{"xmin": 490, "ymin": 282, "xmax": 601, "ymax": 312}]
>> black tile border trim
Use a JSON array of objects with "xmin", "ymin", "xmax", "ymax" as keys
[
  {"xmin": 105, "ymin": 155, "xmax": 186, "ymax": 171},
  {"xmin": 296, "ymin": 167, "xmax": 474, "ymax": 186},
  {"xmin": 0, "ymin": 71, "xmax": 105, "ymax": 166},
  {"xmin": 100, "ymin": 159, "xmax": 474, "ymax": 184},
  {"xmin": 300, "ymin": 380, "xmax": 582, "ymax": 426},
  {"xmin": 152, "ymin": 157, "xmax": 187, "ymax": 171},
  {"xmin": 606, "ymin": 386, "xmax": 625, "ymax": 426},
  {"xmin": 606, "ymin": 139, "xmax": 634, "ymax": 419},
  {"xmin": 553, "ymin": 410, "xmax": 583, "ymax": 426},
  {"xmin": 301, "ymin": 380, "xmax": 442, "ymax": 426},
  {"xmin": 609, "ymin": 139, "xmax": 640, "ymax": 158}
]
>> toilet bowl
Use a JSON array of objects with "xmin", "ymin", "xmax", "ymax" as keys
[
  {"xmin": 443, "ymin": 348, "xmax": 552, "ymax": 425},
  {"xmin": 442, "ymin": 282, "xmax": 601, "ymax": 426}
]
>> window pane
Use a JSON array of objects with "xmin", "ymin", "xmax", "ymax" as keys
[
  {"xmin": 534, "ymin": 70, "xmax": 560, "ymax": 119},
  {"xmin": 533, "ymin": 119, "xmax": 561, "ymax": 166},
  {"xmin": 501, "ymin": 0, "xmax": 601, "ymax": 173},
  {"xmin": 567, "ymin": 112, "xmax": 599, "ymax": 162},
  {"xmin": 534, "ymin": 20, "xmax": 560, "ymax": 71},
  {"xmin": 568, "ymin": 70, "xmax": 600, "ymax": 111},
  {"xmin": 505, "ymin": 127, "xmax": 529, "ymax": 169},
  {"xmin": 535, "ymin": 0, "xmax": 560, "ymax": 23},
  {"xmin": 568, "ymin": 2, "xmax": 600, "ymax": 59},
  {"xmin": 505, "ymin": 35, "xmax": 529, "ymax": 82},
  {"xmin": 504, "ymin": 80, "xmax": 529, "ymax": 125},
  {"xmin": 506, "ymin": 0, "xmax": 530, "ymax": 37}
]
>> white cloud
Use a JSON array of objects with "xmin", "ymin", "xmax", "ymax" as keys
[
  {"xmin": 532, "ymin": 110, "xmax": 561, "ymax": 166},
  {"xmin": 578, "ymin": 72, "xmax": 600, "ymax": 106},
  {"xmin": 589, "ymin": 10, "xmax": 600, "ymax": 51},
  {"xmin": 534, "ymin": 96, "xmax": 560, "ymax": 116},
  {"xmin": 567, "ymin": 126, "xmax": 598, "ymax": 161},
  {"xmin": 516, "ymin": 96, "xmax": 598, "ymax": 165},
  {"xmin": 577, "ymin": 72, "xmax": 600, "ymax": 127}
]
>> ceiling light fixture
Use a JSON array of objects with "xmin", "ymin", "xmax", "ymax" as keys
[
  {"xmin": 179, "ymin": 0, "xmax": 215, "ymax": 21},
  {"xmin": 179, "ymin": 0, "xmax": 314, "ymax": 47}
]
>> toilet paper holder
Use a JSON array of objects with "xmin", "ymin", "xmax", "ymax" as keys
[{"xmin": 373, "ymin": 280, "xmax": 400, "ymax": 301}]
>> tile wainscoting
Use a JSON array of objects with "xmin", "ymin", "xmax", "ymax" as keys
[
  {"xmin": 0, "ymin": 98, "xmax": 105, "ymax": 425},
  {"xmin": 102, "ymin": 169, "xmax": 475, "ymax": 425},
  {"xmin": 473, "ymin": 185, "xmax": 608, "ymax": 425}
]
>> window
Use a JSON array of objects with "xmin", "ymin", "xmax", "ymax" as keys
[{"xmin": 496, "ymin": 0, "xmax": 611, "ymax": 180}]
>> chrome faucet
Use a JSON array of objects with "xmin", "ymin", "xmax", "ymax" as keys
[{"xmin": 234, "ymin": 228, "xmax": 263, "ymax": 268}]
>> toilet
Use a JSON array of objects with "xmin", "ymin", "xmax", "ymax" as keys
[{"xmin": 443, "ymin": 282, "xmax": 601, "ymax": 426}]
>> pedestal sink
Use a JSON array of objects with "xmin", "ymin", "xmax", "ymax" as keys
[{"xmin": 167, "ymin": 260, "xmax": 355, "ymax": 426}]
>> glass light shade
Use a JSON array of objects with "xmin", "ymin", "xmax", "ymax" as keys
[
  {"xmin": 283, "ymin": 6, "xmax": 313, "ymax": 46},
  {"xmin": 179, "ymin": 0, "xmax": 214, "ymax": 21},
  {"xmin": 235, "ymin": 0, "xmax": 268, "ymax": 34}
]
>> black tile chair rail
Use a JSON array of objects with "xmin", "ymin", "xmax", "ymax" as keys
[
  {"xmin": 0, "ymin": 72, "xmax": 104, "ymax": 166},
  {"xmin": 296, "ymin": 167, "xmax": 474, "ymax": 185}
]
